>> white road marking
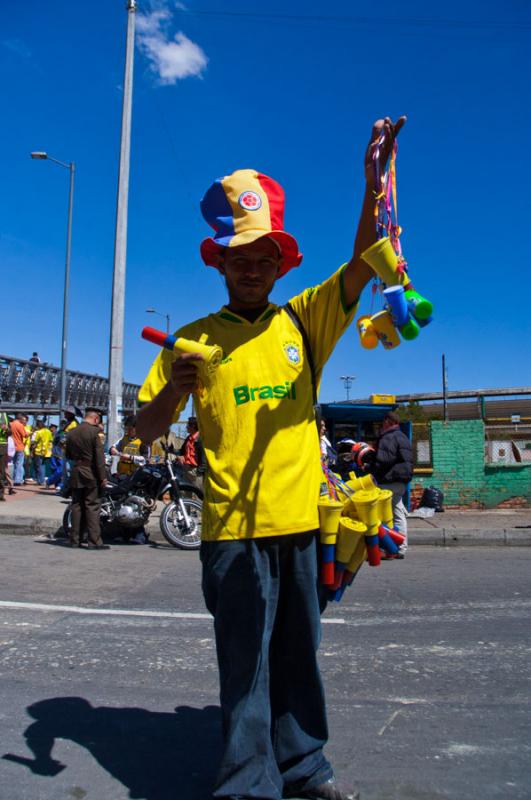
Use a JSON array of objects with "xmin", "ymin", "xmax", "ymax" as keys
[
  {"xmin": 378, "ymin": 709, "xmax": 402, "ymax": 736},
  {"xmin": 0, "ymin": 600, "xmax": 346, "ymax": 625}
]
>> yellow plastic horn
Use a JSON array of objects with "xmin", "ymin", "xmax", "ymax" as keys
[
  {"xmin": 336, "ymin": 518, "xmax": 367, "ymax": 564},
  {"xmin": 370, "ymin": 310, "xmax": 401, "ymax": 350},
  {"xmin": 376, "ymin": 489, "xmax": 394, "ymax": 528},
  {"xmin": 318, "ymin": 499, "xmax": 344, "ymax": 544},
  {"xmin": 361, "ymin": 237, "xmax": 400, "ymax": 285},
  {"xmin": 173, "ymin": 336, "xmax": 222, "ymax": 375},
  {"xmin": 353, "ymin": 489, "xmax": 380, "ymax": 532}
]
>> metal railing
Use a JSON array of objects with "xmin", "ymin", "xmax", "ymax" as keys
[{"xmin": 0, "ymin": 354, "xmax": 140, "ymax": 415}]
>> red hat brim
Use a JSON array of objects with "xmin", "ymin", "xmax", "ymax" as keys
[{"xmin": 200, "ymin": 230, "xmax": 303, "ymax": 278}]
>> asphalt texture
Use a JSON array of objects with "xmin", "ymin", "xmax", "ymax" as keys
[{"xmin": 1, "ymin": 536, "xmax": 530, "ymax": 800}]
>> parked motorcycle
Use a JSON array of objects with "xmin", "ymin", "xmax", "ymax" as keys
[{"xmin": 62, "ymin": 450, "xmax": 203, "ymax": 549}]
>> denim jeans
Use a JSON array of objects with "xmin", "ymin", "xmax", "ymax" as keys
[
  {"xmin": 201, "ymin": 532, "xmax": 332, "ymax": 800},
  {"xmin": 33, "ymin": 456, "xmax": 48, "ymax": 485},
  {"xmin": 13, "ymin": 450, "xmax": 25, "ymax": 484}
]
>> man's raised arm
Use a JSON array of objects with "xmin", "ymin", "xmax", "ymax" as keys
[{"xmin": 342, "ymin": 116, "xmax": 407, "ymax": 308}]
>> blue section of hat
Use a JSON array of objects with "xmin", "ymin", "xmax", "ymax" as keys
[{"xmin": 200, "ymin": 179, "xmax": 235, "ymax": 238}]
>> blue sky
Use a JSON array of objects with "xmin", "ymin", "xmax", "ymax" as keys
[{"xmin": 1, "ymin": 0, "xmax": 530, "ymax": 404}]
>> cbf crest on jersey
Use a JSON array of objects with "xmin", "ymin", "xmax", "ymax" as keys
[{"xmin": 283, "ymin": 341, "xmax": 301, "ymax": 366}]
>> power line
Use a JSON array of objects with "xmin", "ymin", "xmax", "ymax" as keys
[{"xmin": 171, "ymin": 8, "xmax": 531, "ymax": 30}]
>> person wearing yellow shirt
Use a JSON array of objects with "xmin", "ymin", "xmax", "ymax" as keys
[
  {"xmin": 138, "ymin": 117, "xmax": 405, "ymax": 800},
  {"xmin": 32, "ymin": 419, "xmax": 53, "ymax": 486}
]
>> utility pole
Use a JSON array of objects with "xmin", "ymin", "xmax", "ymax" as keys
[
  {"xmin": 107, "ymin": 0, "xmax": 136, "ymax": 446},
  {"xmin": 442, "ymin": 354, "xmax": 448, "ymax": 422},
  {"xmin": 340, "ymin": 375, "xmax": 356, "ymax": 401}
]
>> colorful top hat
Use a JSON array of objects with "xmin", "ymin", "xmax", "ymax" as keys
[{"xmin": 200, "ymin": 169, "xmax": 303, "ymax": 277}]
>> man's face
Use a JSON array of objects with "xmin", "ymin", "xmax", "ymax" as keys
[
  {"xmin": 125, "ymin": 425, "xmax": 136, "ymax": 437},
  {"xmin": 219, "ymin": 237, "xmax": 282, "ymax": 309}
]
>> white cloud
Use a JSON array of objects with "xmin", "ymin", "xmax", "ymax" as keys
[{"xmin": 136, "ymin": 4, "xmax": 208, "ymax": 84}]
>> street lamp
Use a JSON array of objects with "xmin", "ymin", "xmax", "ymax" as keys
[
  {"xmin": 146, "ymin": 307, "xmax": 170, "ymax": 334},
  {"xmin": 31, "ymin": 151, "xmax": 75, "ymax": 419},
  {"xmin": 340, "ymin": 375, "xmax": 356, "ymax": 401}
]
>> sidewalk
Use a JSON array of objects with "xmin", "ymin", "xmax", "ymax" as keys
[
  {"xmin": 0, "ymin": 485, "xmax": 163, "ymax": 541},
  {"xmin": 1, "ymin": 484, "xmax": 531, "ymax": 544}
]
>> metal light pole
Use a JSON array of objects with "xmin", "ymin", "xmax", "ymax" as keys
[
  {"xmin": 107, "ymin": 0, "xmax": 137, "ymax": 446},
  {"xmin": 442, "ymin": 354, "xmax": 448, "ymax": 422},
  {"xmin": 30, "ymin": 151, "xmax": 75, "ymax": 419},
  {"xmin": 340, "ymin": 375, "xmax": 356, "ymax": 401},
  {"xmin": 146, "ymin": 307, "xmax": 170, "ymax": 334}
]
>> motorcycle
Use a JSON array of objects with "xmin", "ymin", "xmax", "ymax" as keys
[{"xmin": 62, "ymin": 449, "xmax": 203, "ymax": 549}]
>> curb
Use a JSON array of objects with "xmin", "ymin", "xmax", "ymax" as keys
[
  {"xmin": 409, "ymin": 528, "xmax": 531, "ymax": 546},
  {"xmin": 1, "ymin": 520, "xmax": 531, "ymax": 545},
  {"xmin": 0, "ymin": 516, "xmax": 62, "ymax": 537}
]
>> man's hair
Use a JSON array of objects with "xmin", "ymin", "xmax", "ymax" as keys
[
  {"xmin": 188, "ymin": 416, "xmax": 198, "ymax": 427},
  {"xmin": 17, "ymin": 412, "xmax": 28, "ymax": 421},
  {"xmin": 50, "ymin": 424, "xmax": 57, "ymax": 431},
  {"xmin": 383, "ymin": 411, "xmax": 400, "ymax": 426}
]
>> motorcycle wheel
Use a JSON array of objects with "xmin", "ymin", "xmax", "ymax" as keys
[
  {"xmin": 62, "ymin": 506, "xmax": 106, "ymax": 540},
  {"xmin": 160, "ymin": 497, "xmax": 202, "ymax": 549}
]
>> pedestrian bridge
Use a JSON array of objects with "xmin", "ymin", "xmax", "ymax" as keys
[{"xmin": 0, "ymin": 354, "xmax": 140, "ymax": 416}]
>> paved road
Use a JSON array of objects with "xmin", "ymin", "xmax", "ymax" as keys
[{"xmin": 0, "ymin": 536, "xmax": 530, "ymax": 800}]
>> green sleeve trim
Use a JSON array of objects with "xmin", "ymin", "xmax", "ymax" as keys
[{"xmin": 339, "ymin": 263, "xmax": 359, "ymax": 315}]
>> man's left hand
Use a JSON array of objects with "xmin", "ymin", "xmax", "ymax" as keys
[{"xmin": 364, "ymin": 116, "xmax": 407, "ymax": 192}]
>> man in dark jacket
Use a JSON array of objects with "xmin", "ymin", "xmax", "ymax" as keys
[
  {"xmin": 372, "ymin": 411, "xmax": 413, "ymax": 552},
  {"xmin": 65, "ymin": 408, "xmax": 108, "ymax": 549}
]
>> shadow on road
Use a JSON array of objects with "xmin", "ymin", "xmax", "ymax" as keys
[{"xmin": 3, "ymin": 697, "xmax": 221, "ymax": 799}]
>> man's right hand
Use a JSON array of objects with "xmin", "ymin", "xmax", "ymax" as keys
[{"xmin": 169, "ymin": 353, "xmax": 204, "ymax": 396}]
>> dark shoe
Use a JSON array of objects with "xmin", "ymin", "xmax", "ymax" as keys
[
  {"xmin": 0, "ymin": 496, "xmax": 5, "ymax": 502},
  {"xmin": 8, "ymin": 488, "xmax": 16, "ymax": 495},
  {"xmin": 87, "ymin": 544, "xmax": 110, "ymax": 550},
  {"xmin": 285, "ymin": 778, "xmax": 359, "ymax": 800}
]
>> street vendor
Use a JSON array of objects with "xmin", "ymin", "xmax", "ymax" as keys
[{"xmin": 137, "ymin": 116, "xmax": 406, "ymax": 800}]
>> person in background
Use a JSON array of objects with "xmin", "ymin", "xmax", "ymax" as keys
[
  {"xmin": 319, "ymin": 419, "xmax": 335, "ymax": 467},
  {"xmin": 29, "ymin": 352, "xmax": 41, "ymax": 364},
  {"xmin": 32, "ymin": 419, "xmax": 53, "ymax": 486},
  {"xmin": 10, "ymin": 413, "xmax": 29, "ymax": 486},
  {"xmin": 109, "ymin": 416, "xmax": 149, "ymax": 477},
  {"xmin": 0, "ymin": 410, "xmax": 9, "ymax": 501},
  {"xmin": 372, "ymin": 411, "xmax": 413, "ymax": 553},
  {"xmin": 61, "ymin": 407, "xmax": 80, "ymax": 491},
  {"xmin": 175, "ymin": 416, "xmax": 203, "ymax": 488},
  {"xmin": 46, "ymin": 424, "xmax": 63, "ymax": 490},
  {"xmin": 65, "ymin": 407, "xmax": 108, "ymax": 550}
]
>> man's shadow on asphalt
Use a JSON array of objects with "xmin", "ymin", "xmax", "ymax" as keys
[{"xmin": 3, "ymin": 697, "xmax": 221, "ymax": 800}]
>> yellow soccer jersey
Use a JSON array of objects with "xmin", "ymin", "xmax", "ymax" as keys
[{"xmin": 139, "ymin": 264, "xmax": 357, "ymax": 541}]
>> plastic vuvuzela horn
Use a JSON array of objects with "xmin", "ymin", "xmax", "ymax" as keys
[{"xmin": 141, "ymin": 327, "xmax": 223, "ymax": 377}]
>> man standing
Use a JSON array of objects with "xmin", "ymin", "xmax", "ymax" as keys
[
  {"xmin": 65, "ymin": 408, "xmax": 108, "ymax": 550},
  {"xmin": 10, "ymin": 413, "xmax": 29, "ymax": 486},
  {"xmin": 372, "ymin": 411, "xmax": 413, "ymax": 551},
  {"xmin": 175, "ymin": 416, "xmax": 203, "ymax": 487},
  {"xmin": 32, "ymin": 419, "xmax": 53, "ymax": 486},
  {"xmin": 138, "ymin": 117, "xmax": 405, "ymax": 800}
]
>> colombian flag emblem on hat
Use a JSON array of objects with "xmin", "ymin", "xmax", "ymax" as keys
[{"xmin": 200, "ymin": 169, "xmax": 303, "ymax": 278}]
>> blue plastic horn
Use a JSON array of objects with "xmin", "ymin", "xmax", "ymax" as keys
[{"xmin": 383, "ymin": 285, "xmax": 409, "ymax": 327}]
